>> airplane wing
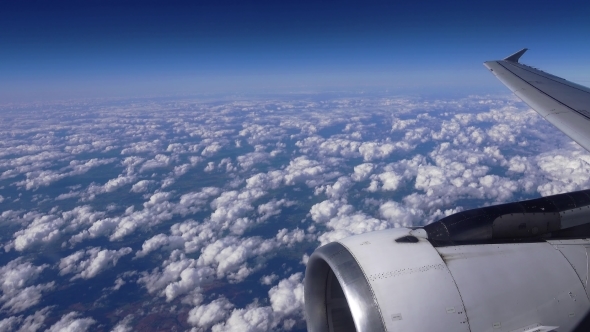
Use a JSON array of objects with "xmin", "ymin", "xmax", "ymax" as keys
[
  {"xmin": 487, "ymin": 50, "xmax": 590, "ymax": 332},
  {"xmin": 484, "ymin": 49, "xmax": 590, "ymax": 152}
]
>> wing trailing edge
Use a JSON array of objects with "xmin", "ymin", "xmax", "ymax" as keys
[{"xmin": 485, "ymin": 49, "xmax": 590, "ymax": 152}]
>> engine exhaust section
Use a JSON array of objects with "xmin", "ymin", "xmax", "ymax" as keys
[{"xmin": 305, "ymin": 189, "xmax": 590, "ymax": 332}]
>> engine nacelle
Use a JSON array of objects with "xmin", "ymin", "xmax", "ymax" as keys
[{"xmin": 305, "ymin": 190, "xmax": 590, "ymax": 332}]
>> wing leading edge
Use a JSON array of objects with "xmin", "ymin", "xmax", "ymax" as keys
[{"xmin": 484, "ymin": 49, "xmax": 590, "ymax": 152}]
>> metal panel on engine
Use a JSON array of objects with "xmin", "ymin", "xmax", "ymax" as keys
[
  {"xmin": 339, "ymin": 228, "xmax": 470, "ymax": 332},
  {"xmin": 437, "ymin": 243, "xmax": 589, "ymax": 332},
  {"xmin": 548, "ymin": 239, "xmax": 590, "ymax": 299}
]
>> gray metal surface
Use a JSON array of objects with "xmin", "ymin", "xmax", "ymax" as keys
[
  {"xmin": 304, "ymin": 241, "xmax": 386, "ymax": 332},
  {"xmin": 484, "ymin": 51, "xmax": 590, "ymax": 152},
  {"xmin": 549, "ymin": 240, "xmax": 590, "ymax": 299},
  {"xmin": 339, "ymin": 228, "xmax": 471, "ymax": 332},
  {"xmin": 437, "ymin": 242, "xmax": 589, "ymax": 332}
]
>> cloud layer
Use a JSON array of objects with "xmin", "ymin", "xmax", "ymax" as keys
[{"xmin": 0, "ymin": 94, "xmax": 586, "ymax": 330}]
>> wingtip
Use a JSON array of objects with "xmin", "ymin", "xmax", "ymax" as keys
[{"xmin": 504, "ymin": 48, "xmax": 528, "ymax": 63}]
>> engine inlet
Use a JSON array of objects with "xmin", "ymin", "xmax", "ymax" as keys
[{"xmin": 304, "ymin": 242, "xmax": 385, "ymax": 332}]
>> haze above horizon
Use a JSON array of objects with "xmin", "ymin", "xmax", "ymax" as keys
[{"xmin": 1, "ymin": 0, "xmax": 589, "ymax": 102}]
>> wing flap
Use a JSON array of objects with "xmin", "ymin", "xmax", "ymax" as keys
[{"xmin": 484, "ymin": 52, "xmax": 590, "ymax": 152}]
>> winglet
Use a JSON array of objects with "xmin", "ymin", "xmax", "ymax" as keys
[{"xmin": 504, "ymin": 48, "xmax": 528, "ymax": 62}]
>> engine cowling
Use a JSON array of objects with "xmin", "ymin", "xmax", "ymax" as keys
[{"xmin": 305, "ymin": 190, "xmax": 590, "ymax": 332}]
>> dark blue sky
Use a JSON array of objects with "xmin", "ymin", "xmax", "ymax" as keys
[{"xmin": 1, "ymin": 0, "xmax": 589, "ymax": 101}]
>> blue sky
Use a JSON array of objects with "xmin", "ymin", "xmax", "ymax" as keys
[{"xmin": 1, "ymin": 0, "xmax": 589, "ymax": 101}]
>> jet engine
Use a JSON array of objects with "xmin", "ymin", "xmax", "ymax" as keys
[{"xmin": 305, "ymin": 189, "xmax": 590, "ymax": 332}]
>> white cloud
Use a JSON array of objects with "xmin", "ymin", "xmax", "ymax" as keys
[
  {"xmin": 283, "ymin": 156, "xmax": 328, "ymax": 187},
  {"xmin": 0, "ymin": 259, "xmax": 53, "ymax": 313},
  {"xmin": 15, "ymin": 158, "xmax": 116, "ymax": 190},
  {"xmin": 3, "ymin": 93, "xmax": 587, "ymax": 332},
  {"xmin": 323, "ymin": 176, "xmax": 353, "ymax": 199},
  {"xmin": 9, "ymin": 214, "xmax": 65, "ymax": 252},
  {"xmin": 46, "ymin": 312, "xmax": 95, "ymax": 332},
  {"xmin": 121, "ymin": 140, "xmax": 161, "ymax": 155},
  {"xmin": 0, "ymin": 316, "xmax": 21, "ymax": 331},
  {"xmin": 135, "ymin": 234, "xmax": 184, "ymax": 258},
  {"xmin": 188, "ymin": 297, "xmax": 234, "ymax": 328},
  {"xmin": 0, "ymin": 307, "xmax": 50, "ymax": 332},
  {"xmin": 268, "ymin": 273, "xmax": 304, "ymax": 317},
  {"xmin": 257, "ymin": 199, "xmax": 295, "ymax": 222},
  {"xmin": 201, "ymin": 142, "xmax": 224, "ymax": 157},
  {"xmin": 211, "ymin": 273, "xmax": 305, "ymax": 331},
  {"xmin": 130, "ymin": 180, "xmax": 154, "ymax": 193},
  {"xmin": 379, "ymin": 201, "xmax": 424, "ymax": 226},
  {"xmin": 368, "ymin": 171, "xmax": 402, "ymax": 192},
  {"xmin": 359, "ymin": 141, "xmax": 412, "ymax": 161},
  {"xmin": 260, "ymin": 274, "xmax": 278, "ymax": 286},
  {"xmin": 110, "ymin": 315, "xmax": 134, "ymax": 332},
  {"xmin": 140, "ymin": 154, "xmax": 171, "ymax": 172},
  {"xmin": 351, "ymin": 163, "xmax": 374, "ymax": 181},
  {"xmin": 211, "ymin": 306, "xmax": 274, "ymax": 332},
  {"xmin": 58, "ymin": 247, "xmax": 132, "ymax": 280}
]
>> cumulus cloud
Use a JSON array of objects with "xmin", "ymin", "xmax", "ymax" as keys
[
  {"xmin": 110, "ymin": 315, "xmax": 134, "ymax": 332},
  {"xmin": 135, "ymin": 234, "xmax": 184, "ymax": 258},
  {"xmin": 140, "ymin": 154, "xmax": 171, "ymax": 172},
  {"xmin": 201, "ymin": 142, "xmax": 224, "ymax": 157},
  {"xmin": 311, "ymin": 200, "xmax": 390, "ymax": 245},
  {"xmin": 268, "ymin": 273, "xmax": 304, "ymax": 318},
  {"xmin": 211, "ymin": 304, "xmax": 274, "ymax": 332},
  {"xmin": 46, "ymin": 312, "xmax": 95, "ymax": 332},
  {"xmin": 351, "ymin": 163, "xmax": 374, "ymax": 181},
  {"xmin": 283, "ymin": 156, "xmax": 329, "ymax": 187},
  {"xmin": 210, "ymin": 273, "xmax": 304, "ymax": 331},
  {"xmin": 15, "ymin": 158, "xmax": 117, "ymax": 190},
  {"xmin": 1, "ymin": 93, "xmax": 586, "ymax": 331},
  {"xmin": 257, "ymin": 199, "xmax": 295, "ymax": 222},
  {"xmin": 260, "ymin": 274, "xmax": 278, "ymax": 285},
  {"xmin": 188, "ymin": 297, "xmax": 234, "ymax": 329},
  {"xmin": 130, "ymin": 180, "xmax": 154, "ymax": 193},
  {"xmin": 0, "ymin": 259, "xmax": 53, "ymax": 313},
  {"xmin": 0, "ymin": 307, "xmax": 50, "ymax": 332},
  {"xmin": 368, "ymin": 171, "xmax": 403, "ymax": 192},
  {"xmin": 58, "ymin": 247, "xmax": 132, "ymax": 280}
]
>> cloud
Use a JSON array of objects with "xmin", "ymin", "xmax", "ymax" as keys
[
  {"xmin": 351, "ymin": 163, "xmax": 374, "ymax": 181},
  {"xmin": 260, "ymin": 274, "xmax": 278, "ymax": 286},
  {"xmin": 15, "ymin": 158, "xmax": 116, "ymax": 190},
  {"xmin": 58, "ymin": 247, "xmax": 132, "ymax": 280},
  {"xmin": 9, "ymin": 214, "xmax": 65, "ymax": 252},
  {"xmin": 120, "ymin": 140, "xmax": 162, "ymax": 155},
  {"xmin": 0, "ymin": 307, "xmax": 50, "ymax": 332},
  {"xmin": 211, "ymin": 305, "xmax": 274, "ymax": 332},
  {"xmin": 135, "ymin": 234, "xmax": 184, "ymax": 258},
  {"xmin": 210, "ymin": 273, "xmax": 305, "ymax": 331},
  {"xmin": 534, "ymin": 149, "xmax": 590, "ymax": 196},
  {"xmin": 358, "ymin": 141, "xmax": 411, "ymax": 161},
  {"xmin": 0, "ymin": 316, "xmax": 21, "ymax": 331},
  {"xmin": 322, "ymin": 176, "xmax": 353, "ymax": 199},
  {"xmin": 46, "ymin": 312, "xmax": 95, "ymax": 332},
  {"xmin": 256, "ymin": 199, "xmax": 295, "ymax": 222},
  {"xmin": 379, "ymin": 201, "xmax": 423, "ymax": 226},
  {"xmin": 130, "ymin": 180, "xmax": 154, "ymax": 193},
  {"xmin": 3, "ymin": 93, "xmax": 588, "ymax": 331},
  {"xmin": 268, "ymin": 273, "xmax": 304, "ymax": 317},
  {"xmin": 110, "ymin": 315, "xmax": 134, "ymax": 332},
  {"xmin": 0, "ymin": 259, "xmax": 53, "ymax": 313},
  {"xmin": 187, "ymin": 297, "xmax": 234, "ymax": 329},
  {"xmin": 140, "ymin": 154, "xmax": 171, "ymax": 172},
  {"xmin": 368, "ymin": 171, "xmax": 402, "ymax": 192},
  {"xmin": 201, "ymin": 142, "xmax": 224, "ymax": 157}
]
